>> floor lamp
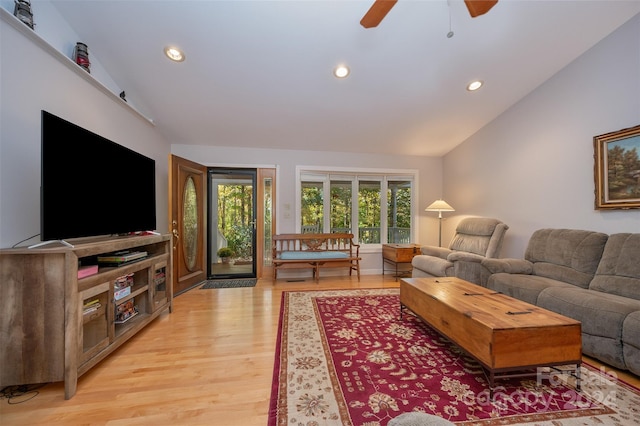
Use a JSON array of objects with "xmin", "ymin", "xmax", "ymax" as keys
[{"xmin": 425, "ymin": 199, "xmax": 455, "ymax": 247}]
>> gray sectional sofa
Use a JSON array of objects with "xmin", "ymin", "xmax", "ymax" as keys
[{"xmin": 480, "ymin": 229, "xmax": 640, "ymax": 376}]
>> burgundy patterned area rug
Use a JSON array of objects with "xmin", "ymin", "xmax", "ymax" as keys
[{"xmin": 268, "ymin": 289, "xmax": 640, "ymax": 425}]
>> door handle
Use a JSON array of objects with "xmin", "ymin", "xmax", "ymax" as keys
[{"xmin": 172, "ymin": 220, "xmax": 179, "ymax": 249}]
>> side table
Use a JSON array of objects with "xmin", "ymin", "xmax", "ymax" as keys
[{"xmin": 382, "ymin": 243, "xmax": 422, "ymax": 281}]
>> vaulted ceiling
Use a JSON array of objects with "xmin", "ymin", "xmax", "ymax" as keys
[{"xmin": 50, "ymin": 1, "xmax": 640, "ymax": 156}]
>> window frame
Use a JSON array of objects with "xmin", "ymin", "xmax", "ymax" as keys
[{"xmin": 296, "ymin": 166, "xmax": 419, "ymax": 249}]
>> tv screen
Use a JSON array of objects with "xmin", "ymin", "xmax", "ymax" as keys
[{"xmin": 41, "ymin": 110, "xmax": 156, "ymax": 241}]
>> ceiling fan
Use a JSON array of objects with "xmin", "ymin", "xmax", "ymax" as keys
[{"xmin": 360, "ymin": 0, "xmax": 498, "ymax": 28}]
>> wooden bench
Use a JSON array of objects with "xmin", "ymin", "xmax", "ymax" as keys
[{"xmin": 272, "ymin": 233, "xmax": 361, "ymax": 281}]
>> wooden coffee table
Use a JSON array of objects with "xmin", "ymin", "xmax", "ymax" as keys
[{"xmin": 400, "ymin": 277, "xmax": 582, "ymax": 395}]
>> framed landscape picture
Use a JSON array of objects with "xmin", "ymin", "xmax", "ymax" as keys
[{"xmin": 594, "ymin": 124, "xmax": 640, "ymax": 210}]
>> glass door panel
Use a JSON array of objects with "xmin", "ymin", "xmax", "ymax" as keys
[
  {"xmin": 79, "ymin": 282, "xmax": 110, "ymax": 365},
  {"xmin": 258, "ymin": 169, "xmax": 276, "ymax": 280},
  {"xmin": 208, "ymin": 168, "xmax": 257, "ymax": 279}
]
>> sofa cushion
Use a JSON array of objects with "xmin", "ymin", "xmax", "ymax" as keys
[
  {"xmin": 487, "ymin": 273, "xmax": 573, "ymax": 305},
  {"xmin": 449, "ymin": 217, "xmax": 501, "ymax": 256},
  {"xmin": 623, "ymin": 311, "xmax": 640, "ymax": 376},
  {"xmin": 420, "ymin": 246, "xmax": 451, "ymax": 259},
  {"xmin": 279, "ymin": 251, "xmax": 348, "ymax": 260},
  {"xmin": 537, "ymin": 287, "xmax": 640, "ymax": 370},
  {"xmin": 582, "ymin": 334, "xmax": 627, "ymax": 370},
  {"xmin": 537, "ymin": 287, "xmax": 640, "ymax": 339},
  {"xmin": 590, "ymin": 233, "xmax": 640, "ymax": 301},
  {"xmin": 481, "ymin": 258, "xmax": 533, "ymax": 275},
  {"xmin": 452, "ymin": 259, "xmax": 485, "ymax": 285},
  {"xmin": 524, "ymin": 229, "xmax": 608, "ymax": 289},
  {"xmin": 411, "ymin": 255, "xmax": 452, "ymax": 277}
]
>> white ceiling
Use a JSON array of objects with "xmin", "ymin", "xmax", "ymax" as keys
[{"xmin": 50, "ymin": 1, "xmax": 640, "ymax": 157}]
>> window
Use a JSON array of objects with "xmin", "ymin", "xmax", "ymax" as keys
[
  {"xmin": 301, "ymin": 181, "xmax": 323, "ymax": 233},
  {"xmin": 388, "ymin": 180, "xmax": 412, "ymax": 244},
  {"xmin": 331, "ymin": 180, "xmax": 352, "ymax": 233},
  {"xmin": 359, "ymin": 180, "xmax": 381, "ymax": 243},
  {"xmin": 298, "ymin": 169, "xmax": 417, "ymax": 246}
]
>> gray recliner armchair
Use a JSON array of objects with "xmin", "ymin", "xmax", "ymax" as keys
[{"xmin": 411, "ymin": 217, "xmax": 509, "ymax": 284}]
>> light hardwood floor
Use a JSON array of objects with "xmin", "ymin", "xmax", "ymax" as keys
[{"xmin": 1, "ymin": 274, "xmax": 638, "ymax": 425}]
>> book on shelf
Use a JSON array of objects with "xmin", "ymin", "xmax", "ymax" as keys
[
  {"xmin": 98, "ymin": 251, "xmax": 148, "ymax": 264},
  {"xmin": 78, "ymin": 264, "xmax": 99, "ymax": 279},
  {"xmin": 83, "ymin": 304, "xmax": 102, "ymax": 315},
  {"xmin": 83, "ymin": 299, "xmax": 102, "ymax": 315}
]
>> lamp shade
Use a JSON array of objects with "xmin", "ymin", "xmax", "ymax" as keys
[{"xmin": 425, "ymin": 199, "xmax": 455, "ymax": 212}]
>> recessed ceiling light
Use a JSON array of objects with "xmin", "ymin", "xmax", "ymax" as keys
[
  {"xmin": 334, "ymin": 65, "xmax": 350, "ymax": 78},
  {"xmin": 467, "ymin": 80, "xmax": 483, "ymax": 91},
  {"xmin": 164, "ymin": 46, "xmax": 185, "ymax": 62}
]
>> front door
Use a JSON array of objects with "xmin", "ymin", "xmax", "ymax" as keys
[
  {"xmin": 169, "ymin": 155, "xmax": 207, "ymax": 295},
  {"xmin": 209, "ymin": 168, "xmax": 257, "ymax": 279}
]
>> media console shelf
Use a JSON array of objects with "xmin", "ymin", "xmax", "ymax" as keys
[{"xmin": 0, "ymin": 234, "xmax": 172, "ymax": 399}]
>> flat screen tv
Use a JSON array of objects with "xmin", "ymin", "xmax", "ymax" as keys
[{"xmin": 41, "ymin": 110, "xmax": 156, "ymax": 241}]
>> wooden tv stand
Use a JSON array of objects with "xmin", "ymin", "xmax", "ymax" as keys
[
  {"xmin": 400, "ymin": 277, "xmax": 582, "ymax": 394},
  {"xmin": 0, "ymin": 234, "xmax": 172, "ymax": 399}
]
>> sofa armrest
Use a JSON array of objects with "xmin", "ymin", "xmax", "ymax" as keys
[
  {"xmin": 481, "ymin": 258, "xmax": 533, "ymax": 275},
  {"xmin": 447, "ymin": 251, "xmax": 485, "ymax": 263},
  {"xmin": 420, "ymin": 246, "xmax": 452, "ymax": 259}
]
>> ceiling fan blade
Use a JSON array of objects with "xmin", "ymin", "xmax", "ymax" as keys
[
  {"xmin": 360, "ymin": 0, "xmax": 398, "ymax": 28},
  {"xmin": 464, "ymin": 0, "xmax": 498, "ymax": 18}
]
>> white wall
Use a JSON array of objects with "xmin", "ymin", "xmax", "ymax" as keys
[
  {"xmin": 0, "ymin": 1, "xmax": 443, "ymax": 259},
  {"xmin": 444, "ymin": 14, "xmax": 640, "ymax": 258},
  {"xmin": 0, "ymin": 8, "xmax": 171, "ymax": 248},
  {"xmin": 172, "ymin": 144, "xmax": 443, "ymax": 273},
  {"xmin": 6, "ymin": 1, "xmax": 636, "ymax": 262},
  {"xmin": 0, "ymin": 0, "xmax": 124, "ymax": 98}
]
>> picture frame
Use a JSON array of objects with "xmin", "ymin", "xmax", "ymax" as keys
[{"xmin": 594, "ymin": 124, "xmax": 640, "ymax": 210}]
